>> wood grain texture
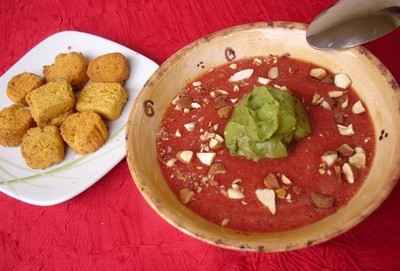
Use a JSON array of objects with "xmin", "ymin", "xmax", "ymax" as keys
[{"xmin": 1, "ymin": 0, "xmax": 400, "ymax": 270}]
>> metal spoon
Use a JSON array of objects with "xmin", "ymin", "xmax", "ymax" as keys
[{"xmin": 306, "ymin": 0, "xmax": 400, "ymax": 50}]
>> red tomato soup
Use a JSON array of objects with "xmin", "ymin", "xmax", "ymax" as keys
[{"xmin": 156, "ymin": 55, "xmax": 375, "ymax": 232}]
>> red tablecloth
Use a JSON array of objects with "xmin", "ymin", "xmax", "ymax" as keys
[{"xmin": 1, "ymin": 0, "xmax": 400, "ymax": 270}]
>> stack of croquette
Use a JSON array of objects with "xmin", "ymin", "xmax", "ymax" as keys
[{"xmin": 0, "ymin": 52, "xmax": 130, "ymax": 169}]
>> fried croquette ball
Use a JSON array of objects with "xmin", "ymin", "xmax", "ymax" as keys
[
  {"xmin": 60, "ymin": 112, "xmax": 108, "ymax": 154},
  {"xmin": 76, "ymin": 82, "xmax": 127, "ymax": 120},
  {"xmin": 0, "ymin": 105, "xmax": 34, "ymax": 147},
  {"xmin": 26, "ymin": 80, "xmax": 75, "ymax": 127},
  {"xmin": 87, "ymin": 53, "xmax": 129, "ymax": 83},
  {"xmin": 6, "ymin": 72, "xmax": 44, "ymax": 105},
  {"xmin": 21, "ymin": 126, "xmax": 65, "ymax": 169},
  {"xmin": 43, "ymin": 52, "xmax": 89, "ymax": 86}
]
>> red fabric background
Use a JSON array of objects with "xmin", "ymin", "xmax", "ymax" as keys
[{"xmin": 1, "ymin": 0, "xmax": 400, "ymax": 270}]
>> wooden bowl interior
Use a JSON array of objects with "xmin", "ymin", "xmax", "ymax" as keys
[{"xmin": 127, "ymin": 22, "xmax": 400, "ymax": 251}]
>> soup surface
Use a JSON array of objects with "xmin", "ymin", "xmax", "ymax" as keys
[{"xmin": 156, "ymin": 55, "xmax": 375, "ymax": 232}]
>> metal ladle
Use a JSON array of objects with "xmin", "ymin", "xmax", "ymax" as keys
[{"xmin": 306, "ymin": 0, "xmax": 400, "ymax": 50}]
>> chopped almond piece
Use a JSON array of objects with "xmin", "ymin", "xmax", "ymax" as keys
[
  {"xmin": 352, "ymin": 101, "xmax": 366, "ymax": 114},
  {"xmin": 233, "ymin": 85, "xmax": 240, "ymax": 92},
  {"xmin": 275, "ymin": 188, "xmax": 287, "ymax": 199},
  {"xmin": 217, "ymin": 106, "xmax": 232, "ymax": 118},
  {"xmin": 328, "ymin": 91, "xmax": 345, "ymax": 98},
  {"xmin": 228, "ymin": 69, "xmax": 254, "ymax": 82},
  {"xmin": 192, "ymin": 81, "xmax": 202, "ymax": 87},
  {"xmin": 215, "ymin": 90, "xmax": 228, "ymax": 96},
  {"xmin": 209, "ymin": 138, "xmax": 220, "ymax": 149},
  {"xmin": 215, "ymin": 134, "xmax": 224, "ymax": 143},
  {"xmin": 214, "ymin": 95, "xmax": 228, "ymax": 109},
  {"xmin": 337, "ymin": 124, "xmax": 353, "ymax": 136},
  {"xmin": 337, "ymin": 144, "xmax": 354, "ymax": 157},
  {"xmin": 191, "ymin": 102, "xmax": 201, "ymax": 109},
  {"xmin": 184, "ymin": 122, "xmax": 196, "ymax": 132},
  {"xmin": 337, "ymin": 124, "xmax": 354, "ymax": 136},
  {"xmin": 312, "ymin": 93, "xmax": 323, "ymax": 105},
  {"xmin": 176, "ymin": 96, "xmax": 193, "ymax": 109},
  {"xmin": 176, "ymin": 150, "xmax": 193, "ymax": 164},
  {"xmin": 273, "ymin": 84, "xmax": 287, "ymax": 90},
  {"xmin": 175, "ymin": 129, "xmax": 182, "ymax": 138},
  {"xmin": 255, "ymin": 189, "xmax": 276, "ymax": 215},
  {"xmin": 342, "ymin": 163, "xmax": 355, "ymax": 183},
  {"xmin": 227, "ymin": 188, "xmax": 245, "ymax": 199},
  {"xmin": 309, "ymin": 68, "xmax": 327, "ymax": 79},
  {"xmin": 321, "ymin": 151, "xmax": 338, "ymax": 167},
  {"xmin": 267, "ymin": 66, "xmax": 279, "ymax": 79},
  {"xmin": 208, "ymin": 162, "xmax": 226, "ymax": 176},
  {"xmin": 196, "ymin": 152, "xmax": 216, "ymax": 166},
  {"xmin": 310, "ymin": 192, "xmax": 334, "ymax": 208},
  {"xmin": 264, "ymin": 173, "xmax": 280, "ymax": 189},
  {"xmin": 334, "ymin": 73, "xmax": 352, "ymax": 89},
  {"xmin": 209, "ymin": 134, "xmax": 223, "ymax": 149},
  {"xmin": 349, "ymin": 147, "xmax": 366, "ymax": 169},
  {"xmin": 171, "ymin": 95, "xmax": 180, "ymax": 105},
  {"xmin": 180, "ymin": 188, "xmax": 194, "ymax": 204},
  {"xmin": 281, "ymin": 174, "xmax": 292, "ymax": 185},
  {"xmin": 320, "ymin": 100, "xmax": 332, "ymax": 110},
  {"xmin": 165, "ymin": 158, "xmax": 177, "ymax": 167},
  {"xmin": 257, "ymin": 77, "xmax": 270, "ymax": 85}
]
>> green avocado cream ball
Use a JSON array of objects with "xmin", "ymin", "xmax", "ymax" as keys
[{"xmin": 224, "ymin": 86, "xmax": 311, "ymax": 161}]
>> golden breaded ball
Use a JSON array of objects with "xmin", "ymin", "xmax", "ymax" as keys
[
  {"xmin": 7, "ymin": 72, "xmax": 44, "ymax": 105},
  {"xmin": 87, "ymin": 53, "xmax": 129, "ymax": 82},
  {"xmin": 43, "ymin": 52, "xmax": 89, "ymax": 86},
  {"xmin": 26, "ymin": 80, "xmax": 75, "ymax": 127},
  {"xmin": 76, "ymin": 82, "xmax": 128, "ymax": 120},
  {"xmin": 60, "ymin": 112, "xmax": 108, "ymax": 154},
  {"xmin": 21, "ymin": 126, "xmax": 65, "ymax": 169},
  {"xmin": 0, "ymin": 105, "xmax": 34, "ymax": 146}
]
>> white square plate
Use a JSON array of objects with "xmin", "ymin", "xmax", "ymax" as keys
[{"xmin": 0, "ymin": 31, "xmax": 158, "ymax": 206}]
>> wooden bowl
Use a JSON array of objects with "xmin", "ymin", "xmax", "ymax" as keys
[{"xmin": 126, "ymin": 22, "xmax": 400, "ymax": 252}]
